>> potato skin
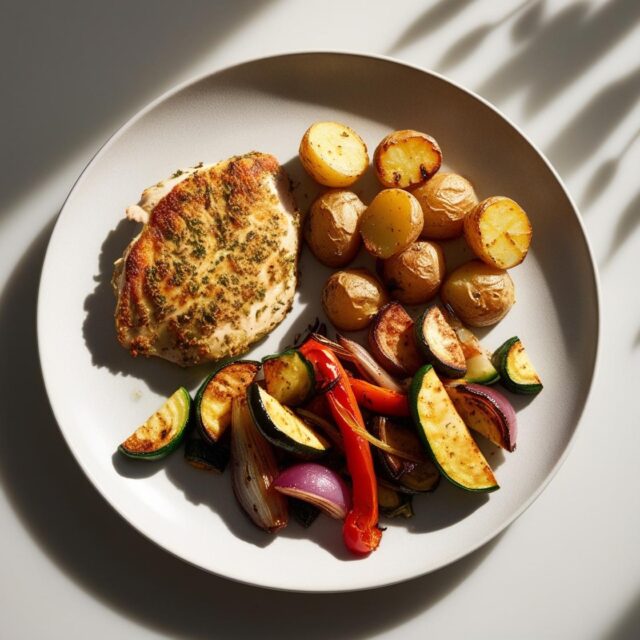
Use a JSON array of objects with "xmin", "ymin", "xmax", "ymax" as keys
[
  {"xmin": 412, "ymin": 173, "xmax": 478, "ymax": 240},
  {"xmin": 299, "ymin": 122, "xmax": 369, "ymax": 187},
  {"xmin": 381, "ymin": 241, "xmax": 445, "ymax": 305},
  {"xmin": 322, "ymin": 268, "xmax": 389, "ymax": 331},
  {"xmin": 374, "ymin": 130, "xmax": 442, "ymax": 189},
  {"xmin": 441, "ymin": 260, "xmax": 515, "ymax": 327},
  {"xmin": 304, "ymin": 190, "xmax": 366, "ymax": 267}
]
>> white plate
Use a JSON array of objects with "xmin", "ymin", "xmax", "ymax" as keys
[{"xmin": 38, "ymin": 52, "xmax": 599, "ymax": 592}]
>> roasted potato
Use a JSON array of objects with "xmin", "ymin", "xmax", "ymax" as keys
[
  {"xmin": 464, "ymin": 196, "xmax": 532, "ymax": 269},
  {"xmin": 412, "ymin": 173, "xmax": 478, "ymax": 239},
  {"xmin": 374, "ymin": 130, "xmax": 442, "ymax": 189},
  {"xmin": 368, "ymin": 302, "xmax": 423, "ymax": 377},
  {"xmin": 360, "ymin": 188, "xmax": 424, "ymax": 259},
  {"xmin": 299, "ymin": 122, "xmax": 369, "ymax": 187},
  {"xmin": 381, "ymin": 240, "xmax": 445, "ymax": 305},
  {"xmin": 322, "ymin": 268, "xmax": 388, "ymax": 331},
  {"xmin": 304, "ymin": 190, "xmax": 366, "ymax": 267},
  {"xmin": 441, "ymin": 260, "xmax": 515, "ymax": 327}
]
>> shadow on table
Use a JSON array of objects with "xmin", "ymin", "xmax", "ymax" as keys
[
  {"xmin": 603, "ymin": 591, "xmax": 640, "ymax": 640},
  {"xmin": 0, "ymin": 221, "xmax": 503, "ymax": 639}
]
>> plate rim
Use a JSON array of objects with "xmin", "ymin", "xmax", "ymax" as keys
[{"xmin": 37, "ymin": 50, "xmax": 601, "ymax": 592}]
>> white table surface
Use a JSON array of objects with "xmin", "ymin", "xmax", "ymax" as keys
[{"xmin": 1, "ymin": 1, "xmax": 638, "ymax": 638}]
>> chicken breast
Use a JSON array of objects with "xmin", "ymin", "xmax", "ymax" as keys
[{"xmin": 112, "ymin": 152, "xmax": 300, "ymax": 366}]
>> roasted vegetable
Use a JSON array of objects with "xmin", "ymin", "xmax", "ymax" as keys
[
  {"xmin": 359, "ymin": 189, "xmax": 424, "ymax": 259},
  {"xmin": 349, "ymin": 378, "xmax": 410, "ymax": 417},
  {"xmin": 304, "ymin": 190, "xmax": 366, "ymax": 267},
  {"xmin": 230, "ymin": 397, "xmax": 288, "ymax": 532},
  {"xmin": 464, "ymin": 196, "xmax": 532, "ymax": 269},
  {"xmin": 195, "ymin": 360, "xmax": 260, "ymax": 444},
  {"xmin": 372, "ymin": 416, "xmax": 440, "ymax": 493},
  {"xmin": 410, "ymin": 365, "xmax": 498, "ymax": 492},
  {"xmin": 322, "ymin": 268, "xmax": 388, "ymax": 331},
  {"xmin": 183, "ymin": 431, "xmax": 230, "ymax": 473},
  {"xmin": 374, "ymin": 129, "xmax": 442, "ymax": 189},
  {"xmin": 119, "ymin": 387, "xmax": 191, "ymax": 460},
  {"xmin": 381, "ymin": 240, "xmax": 446, "ymax": 305},
  {"xmin": 492, "ymin": 336, "xmax": 543, "ymax": 395},
  {"xmin": 247, "ymin": 384, "xmax": 330, "ymax": 458},
  {"xmin": 377, "ymin": 484, "xmax": 414, "ymax": 519},
  {"xmin": 445, "ymin": 382, "xmax": 517, "ymax": 451},
  {"xmin": 412, "ymin": 172, "xmax": 478, "ymax": 239},
  {"xmin": 263, "ymin": 349, "xmax": 315, "ymax": 407},
  {"xmin": 299, "ymin": 121, "xmax": 369, "ymax": 187},
  {"xmin": 415, "ymin": 306, "xmax": 466, "ymax": 378},
  {"xmin": 441, "ymin": 260, "xmax": 515, "ymax": 327},
  {"xmin": 368, "ymin": 302, "xmax": 423, "ymax": 377}
]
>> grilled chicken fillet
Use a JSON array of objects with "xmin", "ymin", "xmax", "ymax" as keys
[{"xmin": 112, "ymin": 152, "xmax": 300, "ymax": 366}]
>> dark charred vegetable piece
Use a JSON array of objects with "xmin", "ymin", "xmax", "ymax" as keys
[
  {"xmin": 195, "ymin": 360, "xmax": 260, "ymax": 444},
  {"xmin": 410, "ymin": 365, "xmax": 499, "ymax": 492},
  {"xmin": 119, "ymin": 387, "xmax": 191, "ymax": 461},
  {"xmin": 247, "ymin": 384, "xmax": 330, "ymax": 458},
  {"xmin": 262, "ymin": 349, "xmax": 315, "ymax": 407},
  {"xmin": 183, "ymin": 430, "xmax": 230, "ymax": 472},
  {"xmin": 377, "ymin": 483, "xmax": 414, "ymax": 519},
  {"xmin": 371, "ymin": 416, "xmax": 440, "ymax": 493},
  {"xmin": 492, "ymin": 336, "xmax": 543, "ymax": 395},
  {"xmin": 415, "ymin": 306, "xmax": 467, "ymax": 378},
  {"xmin": 230, "ymin": 397, "xmax": 288, "ymax": 532},
  {"xmin": 290, "ymin": 498, "xmax": 321, "ymax": 528},
  {"xmin": 299, "ymin": 338, "xmax": 382, "ymax": 555},
  {"xmin": 368, "ymin": 302, "xmax": 424, "ymax": 377},
  {"xmin": 445, "ymin": 382, "xmax": 517, "ymax": 452}
]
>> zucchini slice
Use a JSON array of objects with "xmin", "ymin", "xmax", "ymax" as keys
[
  {"xmin": 377, "ymin": 483, "xmax": 414, "ymax": 519},
  {"xmin": 492, "ymin": 336, "xmax": 543, "ymax": 395},
  {"xmin": 415, "ymin": 306, "xmax": 467, "ymax": 379},
  {"xmin": 371, "ymin": 416, "xmax": 440, "ymax": 493},
  {"xmin": 410, "ymin": 365, "xmax": 498, "ymax": 492},
  {"xmin": 119, "ymin": 387, "xmax": 191, "ymax": 460},
  {"xmin": 195, "ymin": 360, "xmax": 260, "ymax": 444},
  {"xmin": 262, "ymin": 349, "xmax": 315, "ymax": 407},
  {"xmin": 184, "ymin": 432, "xmax": 230, "ymax": 473},
  {"xmin": 247, "ymin": 383, "xmax": 330, "ymax": 458},
  {"xmin": 465, "ymin": 353, "xmax": 500, "ymax": 385}
]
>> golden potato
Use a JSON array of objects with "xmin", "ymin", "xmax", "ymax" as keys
[
  {"xmin": 322, "ymin": 268, "xmax": 388, "ymax": 331},
  {"xmin": 441, "ymin": 260, "xmax": 515, "ymax": 327},
  {"xmin": 381, "ymin": 241, "xmax": 446, "ymax": 305},
  {"xmin": 304, "ymin": 190, "xmax": 366, "ymax": 267},
  {"xmin": 359, "ymin": 188, "xmax": 424, "ymax": 259},
  {"xmin": 464, "ymin": 196, "xmax": 532, "ymax": 269},
  {"xmin": 412, "ymin": 173, "xmax": 478, "ymax": 239},
  {"xmin": 374, "ymin": 129, "xmax": 442, "ymax": 189},
  {"xmin": 299, "ymin": 122, "xmax": 369, "ymax": 187}
]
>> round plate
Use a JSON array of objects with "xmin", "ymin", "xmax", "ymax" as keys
[{"xmin": 38, "ymin": 52, "xmax": 599, "ymax": 592}]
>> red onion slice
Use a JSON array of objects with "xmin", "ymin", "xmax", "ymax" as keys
[{"xmin": 274, "ymin": 463, "xmax": 352, "ymax": 520}]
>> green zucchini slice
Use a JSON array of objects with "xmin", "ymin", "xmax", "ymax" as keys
[
  {"xmin": 195, "ymin": 360, "xmax": 260, "ymax": 444},
  {"xmin": 184, "ymin": 432, "xmax": 230, "ymax": 473},
  {"xmin": 465, "ymin": 353, "xmax": 500, "ymax": 385},
  {"xmin": 377, "ymin": 483, "xmax": 414, "ymax": 519},
  {"xmin": 247, "ymin": 383, "xmax": 330, "ymax": 458},
  {"xmin": 262, "ymin": 349, "xmax": 315, "ymax": 407},
  {"xmin": 492, "ymin": 336, "xmax": 543, "ymax": 395},
  {"xmin": 415, "ymin": 306, "xmax": 467, "ymax": 379},
  {"xmin": 410, "ymin": 365, "xmax": 498, "ymax": 492},
  {"xmin": 119, "ymin": 387, "xmax": 191, "ymax": 460}
]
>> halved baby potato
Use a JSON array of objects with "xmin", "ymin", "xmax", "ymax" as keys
[
  {"xmin": 299, "ymin": 121, "xmax": 369, "ymax": 187},
  {"xmin": 412, "ymin": 173, "xmax": 478, "ymax": 240},
  {"xmin": 304, "ymin": 190, "xmax": 366, "ymax": 267},
  {"xmin": 374, "ymin": 130, "xmax": 442, "ymax": 189},
  {"xmin": 464, "ymin": 196, "xmax": 532, "ymax": 269},
  {"xmin": 360, "ymin": 188, "xmax": 424, "ymax": 259}
]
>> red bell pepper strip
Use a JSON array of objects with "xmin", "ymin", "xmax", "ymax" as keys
[
  {"xmin": 300, "ymin": 338, "xmax": 381, "ymax": 555},
  {"xmin": 349, "ymin": 377, "xmax": 410, "ymax": 417}
]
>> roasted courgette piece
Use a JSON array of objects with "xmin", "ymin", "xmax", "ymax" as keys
[
  {"xmin": 410, "ymin": 365, "xmax": 498, "ymax": 492},
  {"xmin": 377, "ymin": 483, "xmax": 414, "ymax": 519},
  {"xmin": 119, "ymin": 387, "xmax": 191, "ymax": 460},
  {"xmin": 195, "ymin": 360, "xmax": 260, "ymax": 444},
  {"xmin": 492, "ymin": 336, "xmax": 543, "ymax": 395},
  {"xmin": 262, "ymin": 349, "xmax": 315, "ymax": 407},
  {"xmin": 415, "ymin": 306, "xmax": 467, "ymax": 378},
  {"xmin": 247, "ymin": 383, "xmax": 330, "ymax": 458},
  {"xmin": 184, "ymin": 431, "xmax": 230, "ymax": 473}
]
